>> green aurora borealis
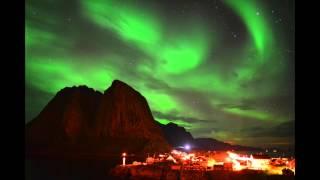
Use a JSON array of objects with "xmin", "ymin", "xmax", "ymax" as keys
[{"xmin": 26, "ymin": 0, "xmax": 295, "ymax": 149}]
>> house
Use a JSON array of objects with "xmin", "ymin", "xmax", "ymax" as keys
[{"xmin": 249, "ymin": 154, "xmax": 270, "ymax": 170}]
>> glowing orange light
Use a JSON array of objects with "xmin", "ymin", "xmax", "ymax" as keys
[
  {"xmin": 167, "ymin": 149, "xmax": 294, "ymax": 175},
  {"xmin": 207, "ymin": 159, "xmax": 216, "ymax": 167}
]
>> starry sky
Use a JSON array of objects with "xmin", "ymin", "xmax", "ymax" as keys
[{"xmin": 26, "ymin": 0, "xmax": 295, "ymax": 149}]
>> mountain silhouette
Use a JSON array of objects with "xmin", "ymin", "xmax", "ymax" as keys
[
  {"xmin": 26, "ymin": 80, "xmax": 171, "ymax": 157},
  {"xmin": 26, "ymin": 79, "xmax": 261, "ymax": 158},
  {"xmin": 157, "ymin": 122, "xmax": 262, "ymax": 151}
]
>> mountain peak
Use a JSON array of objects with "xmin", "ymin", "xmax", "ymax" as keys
[
  {"xmin": 57, "ymin": 85, "xmax": 102, "ymax": 96},
  {"xmin": 110, "ymin": 80, "xmax": 134, "ymax": 89},
  {"xmin": 105, "ymin": 80, "xmax": 138, "ymax": 94},
  {"xmin": 112, "ymin": 79, "xmax": 127, "ymax": 85}
]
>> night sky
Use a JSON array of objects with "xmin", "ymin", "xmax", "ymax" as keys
[{"xmin": 26, "ymin": 0, "xmax": 295, "ymax": 149}]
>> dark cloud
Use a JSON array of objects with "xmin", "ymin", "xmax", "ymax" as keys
[
  {"xmin": 216, "ymin": 103, "xmax": 254, "ymax": 110},
  {"xmin": 243, "ymin": 120, "xmax": 295, "ymax": 138},
  {"xmin": 168, "ymin": 89, "xmax": 217, "ymax": 118},
  {"xmin": 152, "ymin": 111, "xmax": 213, "ymax": 123},
  {"xmin": 143, "ymin": 77, "xmax": 171, "ymax": 91},
  {"xmin": 190, "ymin": 126, "xmax": 218, "ymax": 138},
  {"xmin": 28, "ymin": 0, "xmax": 152, "ymax": 62},
  {"xmin": 240, "ymin": 95, "xmax": 295, "ymax": 117},
  {"xmin": 136, "ymin": 77, "xmax": 221, "ymax": 120}
]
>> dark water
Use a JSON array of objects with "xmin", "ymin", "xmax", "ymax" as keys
[
  {"xmin": 25, "ymin": 158, "xmax": 119, "ymax": 180},
  {"xmin": 25, "ymin": 154, "xmax": 148, "ymax": 180}
]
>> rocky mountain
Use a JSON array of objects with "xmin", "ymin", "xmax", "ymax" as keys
[
  {"xmin": 26, "ymin": 80, "xmax": 171, "ymax": 156},
  {"xmin": 26, "ymin": 79, "xmax": 261, "ymax": 157}
]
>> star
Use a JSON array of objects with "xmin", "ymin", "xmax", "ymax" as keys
[
  {"xmin": 275, "ymin": 18, "xmax": 282, "ymax": 24},
  {"xmin": 231, "ymin": 32, "xmax": 238, "ymax": 38},
  {"xmin": 26, "ymin": 0, "xmax": 295, "ymax": 150},
  {"xmin": 286, "ymin": 49, "xmax": 294, "ymax": 54}
]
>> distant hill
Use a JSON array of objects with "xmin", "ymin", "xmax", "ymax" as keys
[
  {"xmin": 157, "ymin": 122, "xmax": 194, "ymax": 148},
  {"xmin": 157, "ymin": 122, "xmax": 262, "ymax": 151}
]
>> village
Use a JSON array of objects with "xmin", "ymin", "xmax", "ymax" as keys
[{"xmin": 118, "ymin": 146, "xmax": 295, "ymax": 176}]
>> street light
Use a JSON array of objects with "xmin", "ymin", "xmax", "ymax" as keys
[{"xmin": 122, "ymin": 152, "xmax": 127, "ymax": 166}]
